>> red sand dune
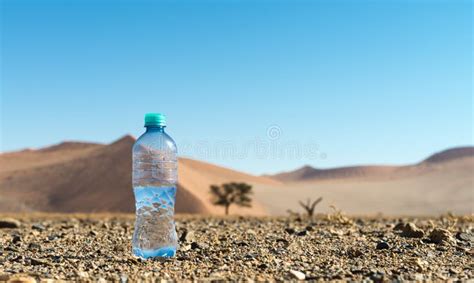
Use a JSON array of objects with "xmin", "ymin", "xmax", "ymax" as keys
[
  {"xmin": 0, "ymin": 136, "xmax": 277, "ymax": 215},
  {"xmin": 1, "ymin": 137, "xmax": 472, "ymax": 215}
]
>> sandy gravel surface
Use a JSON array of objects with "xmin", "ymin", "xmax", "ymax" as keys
[{"xmin": 0, "ymin": 214, "xmax": 472, "ymax": 282}]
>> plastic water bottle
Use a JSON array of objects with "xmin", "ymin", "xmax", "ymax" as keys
[{"xmin": 132, "ymin": 113, "xmax": 178, "ymax": 258}]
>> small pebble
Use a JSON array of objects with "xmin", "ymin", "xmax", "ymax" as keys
[
  {"xmin": 376, "ymin": 241, "xmax": 390, "ymax": 250},
  {"xmin": 12, "ymin": 234, "xmax": 22, "ymax": 244},
  {"xmin": 0, "ymin": 218, "xmax": 20, "ymax": 229},
  {"xmin": 400, "ymin": 223, "xmax": 425, "ymax": 238},
  {"xmin": 180, "ymin": 230, "xmax": 196, "ymax": 242},
  {"xmin": 28, "ymin": 242, "xmax": 41, "ymax": 251},
  {"xmin": 190, "ymin": 242, "xmax": 201, "ymax": 250},
  {"xmin": 456, "ymin": 232, "xmax": 473, "ymax": 243},
  {"xmin": 30, "ymin": 257, "xmax": 52, "ymax": 266},
  {"xmin": 429, "ymin": 228, "xmax": 455, "ymax": 245},
  {"xmin": 32, "ymin": 223, "xmax": 45, "ymax": 231},
  {"xmin": 289, "ymin": 270, "xmax": 305, "ymax": 280},
  {"xmin": 296, "ymin": 230, "xmax": 307, "ymax": 236}
]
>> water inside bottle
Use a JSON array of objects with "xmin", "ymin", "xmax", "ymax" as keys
[{"xmin": 132, "ymin": 186, "xmax": 178, "ymax": 258}]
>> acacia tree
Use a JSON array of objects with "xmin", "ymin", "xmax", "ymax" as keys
[{"xmin": 210, "ymin": 182, "xmax": 253, "ymax": 215}]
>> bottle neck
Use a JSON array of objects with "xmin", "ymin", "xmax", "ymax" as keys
[{"xmin": 145, "ymin": 125, "xmax": 165, "ymax": 133}]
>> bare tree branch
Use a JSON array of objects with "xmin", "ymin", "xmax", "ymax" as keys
[{"xmin": 299, "ymin": 197, "xmax": 323, "ymax": 217}]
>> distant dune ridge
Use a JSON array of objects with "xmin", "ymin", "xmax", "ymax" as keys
[
  {"xmin": 268, "ymin": 146, "xmax": 474, "ymax": 183},
  {"xmin": 422, "ymin": 146, "xmax": 474, "ymax": 163},
  {"xmin": 260, "ymin": 146, "xmax": 474, "ymax": 215},
  {"xmin": 0, "ymin": 137, "xmax": 472, "ymax": 215}
]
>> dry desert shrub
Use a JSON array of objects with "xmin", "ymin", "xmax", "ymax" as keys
[
  {"xmin": 298, "ymin": 197, "xmax": 323, "ymax": 218},
  {"xmin": 327, "ymin": 205, "xmax": 353, "ymax": 225}
]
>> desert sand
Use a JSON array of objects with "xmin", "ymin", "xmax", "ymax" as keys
[
  {"xmin": 259, "ymin": 147, "xmax": 473, "ymax": 215},
  {"xmin": 0, "ymin": 136, "xmax": 276, "ymax": 215},
  {"xmin": 0, "ymin": 136, "xmax": 472, "ymax": 216},
  {"xmin": 256, "ymin": 157, "xmax": 473, "ymax": 216}
]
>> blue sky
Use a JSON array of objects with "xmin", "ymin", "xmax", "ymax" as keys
[{"xmin": 1, "ymin": 0, "xmax": 472, "ymax": 174}]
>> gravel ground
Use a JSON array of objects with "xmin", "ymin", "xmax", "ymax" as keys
[{"xmin": 0, "ymin": 214, "xmax": 473, "ymax": 282}]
